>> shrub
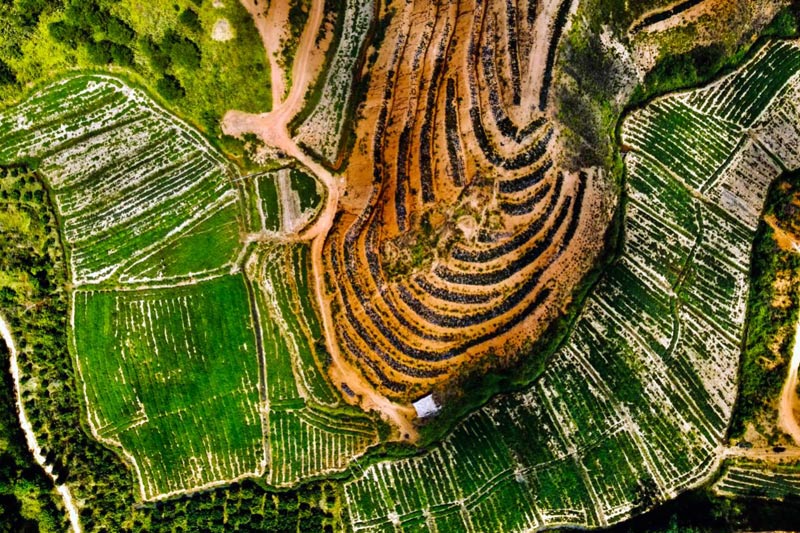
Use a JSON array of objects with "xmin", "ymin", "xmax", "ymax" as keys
[
  {"xmin": 48, "ymin": 21, "xmax": 89, "ymax": 49},
  {"xmin": 179, "ymin": 8, "xmax": 202, "ymax": 32},
  {"xmin": 156, "ymin": 74, "xmax": 185, "ymax": 101}
]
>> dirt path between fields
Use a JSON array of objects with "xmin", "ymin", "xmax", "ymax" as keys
[
  {"xmin": 0, "ymin": 314, "xmax": 82, "ymax": 533},
  {"xmin": 224, "ymin": 0, "xmax": 419, "ymax": 440},
  {"xmin": 237, "ymin": 0, "xmax": 287, "ymax": 106},
  {"xmin": 723, "ymin": 445, "xmax": 800, "ymax": 462}
]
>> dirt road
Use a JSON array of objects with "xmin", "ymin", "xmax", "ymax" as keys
[
  {"xmin": 1, "ymin": 314, "xmax": 82, "ymax": 533},
  {"xmin": 778, "ymin": 317, "xmax": 800, "ymax": 445},
  {"xmin": 225, "ymin": 0, "xmax": 419, "ymax": 440}
]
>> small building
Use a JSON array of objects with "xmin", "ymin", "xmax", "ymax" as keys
[{"xmin": 412, "ymin": 394, "xmax": 440, "ymax": 419}]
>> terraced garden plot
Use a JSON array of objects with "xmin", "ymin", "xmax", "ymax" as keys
[
  {"xmin": 293, "ymin": 0, "xmax": 374, "ymax": 164},
  {"xmin": 342, "ymin": 38, "xmax": 800, "ymax": 532},
  {"xmin": 72, "ymin": 275, "xmax": 264, "ymax": 500},
  {"xmin": 714, "ymin": 461, "xmax": 800, "ymax": 500},
  {"xmin": 322, "ymin": 0, "xmax": 611, "ymax": 403},
  {"xmin": 0, "ymin": 74, "xmax": 241, "ymax": 286},
  {"xmin": 252, "ymin": 243, "xmax": 380, "ymax": 486}
]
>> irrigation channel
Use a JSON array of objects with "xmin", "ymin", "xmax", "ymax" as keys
[{"xmin": 0, "ymin": 313, "xmax": 82, "ymax": 533}]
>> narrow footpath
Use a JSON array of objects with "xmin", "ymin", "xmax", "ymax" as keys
[
  {"xmin": 224, "ymin": 0, "xmax": 418, "ymax": 440},
  {"xmin": 0, "ymin": 314, "xmax": 82, "ymax": 533}
]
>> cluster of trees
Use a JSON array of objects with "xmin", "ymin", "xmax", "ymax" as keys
[
  {"xmin": 46, "ymin": 0, "xmax": 205, "ymax": 101},
  {"xmin": 731, "ymin": 171, "xmax": 800, "ymax": 440},
  {"xmin": 0, "ymin": 166, "xmax": 71, "ymax": 532}
]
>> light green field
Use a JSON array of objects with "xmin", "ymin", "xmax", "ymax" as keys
[
  {"xmin": 72, "ymin": 274, "xmax": 264, "ymax": 500},
  {"xmin": 0, "ymin": 72, "xmax": 379, "ymax": 501},
  {"xmin": 0, "ymin": 74, "xmax": 241, "ymax": 285}
]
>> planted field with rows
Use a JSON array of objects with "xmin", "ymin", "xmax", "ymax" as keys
[
  {"xmin": 0, "ymin": 74, "xmax": 241, "ymax": 286},
  {"xmin": 0, "ymin": 73, "xmax": 382, "ymax": 502},
  {"xmin": 251, "ymin": 244, "xmax": 379, "ymax": 487},
  {"xmin": 342, "ymin": 39, "xmax": 800, "ymax": 532},
  {"xmin": 72, "ymin": 275, "xmax": 264, "ymax": 500},
  {"xmin": 714, "ymin": 461, "xmax": 800, "ymax": 500},
  {"xmin": 240, "ymin": 168, "xmax": 324, "ymax": 236},
  {"xmin": 293, "ymin": 0, "xmax": 374, "ymax": 164}
]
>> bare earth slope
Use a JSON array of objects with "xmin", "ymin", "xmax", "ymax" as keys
[{"xmin": 321, "ymin": 0, "xmax": 614, "ymax": 410}]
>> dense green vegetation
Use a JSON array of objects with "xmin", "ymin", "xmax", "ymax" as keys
[
  {"xmin": 0, "ymin": 165, "xmax": 65, "ymax": 532},
  {"xmin": 74, "ymin": 275, "xmax": 264, "ymax": 499},
  {"xmin": 0, "ymin": 0, "xmax": 271, "ymax": 163},
  {"xmin": 731, "ymin": 172, "xmax": 800, "ymax": 440}
]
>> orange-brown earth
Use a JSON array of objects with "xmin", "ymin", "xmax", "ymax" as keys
[
  {"xmin": 227, "ymin": 0, "xmax": 617, "ymax": 433},
  {"xmin": 321, "ymin": 0, "xmax": 614, "ymax": 407}
]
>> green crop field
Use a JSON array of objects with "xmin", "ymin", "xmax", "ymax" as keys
[
  {"xmin": 72, "ymin": 275, "xmax": 264, "ymax": 500},
  {"xmin": 340, "ymin": 39, "xmax": 800, "ymax": 532},
  {"xmin": 0, "ymin": 72, "xmax": 378, "ymax": 503}
]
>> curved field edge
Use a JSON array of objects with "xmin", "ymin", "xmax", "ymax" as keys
[
  {"xmin": 0, "ymin": 71, "xmax": 383, "ymax": 503},
  {"xmin": 340, "ymin": 38, "xmax": 800, "ymax": 533},
  {"xmin": 0, "ymin": 0, "xmax": 273, "ymax": 167}
]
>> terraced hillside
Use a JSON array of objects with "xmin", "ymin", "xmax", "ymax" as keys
[
  {"xmin": 321, "ymin": 0, "xmax": 614, "ymax": 403},
  {"xmin": 0, "ymin": 74, "xmax": 379, "ymax": 501},
  {"xmin": 341, "ymin": 39, "xmax": 800, "ymax": 532}
]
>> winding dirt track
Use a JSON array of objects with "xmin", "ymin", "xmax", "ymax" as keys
[
  {"xmin": 0, "ymin": 314, "xmax": 82, "ymax": 533},
  {"xmin": 778, "ymin": 316, "xmax": 800, "ymax": 445},
  {"xmin": 224, "ymin": 0, "xmax": 418, "ymax": 439}
]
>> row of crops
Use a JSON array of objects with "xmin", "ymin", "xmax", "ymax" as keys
[
  {"xmin": 0, "ymin": 73, "xmax": 377, "ymax": 501},
  {"xmin": 714, "ymin": 461, "xmax": 800, "ymax": 500},
  {"xmin": 240, "ymin": 167, "xmax": 323, "ymax": 236},
  {"xmin": 294, "ymin": 0, "xmax": 374, "ymax": 164},
  {"xmin": 342, "ymin": 39, "xmax": 800, "ymax": 532},
  {"xmin": 72, "ymin": 275, "xmax": 265, "ymax": 500},
  {"xmin": 0, "ymin": 75, "xmax": 242, "ymax": 286},
  {"xmin": 253, "ymin": 245, "xmax": 379, "ymax": 487}
]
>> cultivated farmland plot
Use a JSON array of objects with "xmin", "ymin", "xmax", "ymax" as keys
[
  {"xmin": 343, "ymin": 39, "xmax": 800, "ymax": 532},
  {"xmin": 713, "ymin": 461, "xmax": 800, "ymax": 500},
  {"xmin": 0, "ymin": 74, "xmax": 378, "ymax": 501},
  {"xmin": 294, "ymin": 0, "xmax": 374, "ymax": 164},
  {"xmin": 241, "ymin": 167, "xmax": 324, "ymax": 236},
  {"xmin": 0, "ymin": 75, "xmax": 242, "ymax": 286}
]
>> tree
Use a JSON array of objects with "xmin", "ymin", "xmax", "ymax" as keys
[
  {"xmin": 169, "ymin": 38, "xmax": 201, "ymax": 69},
  {"xmin": 109, "ymin": 43, "xmax": 134, "ymax": 67},
  {"xmin": 156, "ymin": 74, "xmax": 185, "ymax": 101},
  {"xmin": 179, "ymin": 8, "xmax": 202, "ymax": 32},
  {"xmin": 85, "ymin": 40, "xmax": 112, "ymax": 65},
  {"xmin": 0, "ymin": 60, "xmax": 16, "ymax": 86},
  {"xmin": 48, "ymin": 21, "xmax": 89, "ymax": 49},
  {"xmin": 140, "ymin": 37, "xmax": 171, "ymax": 72}
]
